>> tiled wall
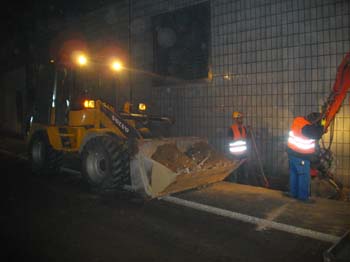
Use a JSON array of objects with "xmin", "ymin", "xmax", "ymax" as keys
[{"xmin": 129, "ymin": 0, "xmax": 350, "ymax": 185}]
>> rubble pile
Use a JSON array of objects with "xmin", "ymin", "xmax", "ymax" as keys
[
  {"xmin": 185, "ymin": 141, "xmax": 232, "ymax": 169},
  {"xmin": 151, "ymin": 143, "xmax": 196, "ymax": 173},
  {"xmin": 151, "ymin": 141, "xmax": 232, "ymax": 174}
]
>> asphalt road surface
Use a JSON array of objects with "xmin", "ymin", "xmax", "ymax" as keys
[{"xmin": 0, "ymin": 152, "xmax": 331, "ymax": 262}]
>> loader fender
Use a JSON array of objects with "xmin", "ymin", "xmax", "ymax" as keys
[
  {"xmin": 78, "ymin": 129, "xmax": 122, "ymax": 154},
  {"xmin": 28, "ymin": 129, "xmax": 63, "ymax": 174},
  {"xmin": 79, "ymin": 132, "xmax": 106, "ymax": 154},
  {"xmin": 26, "ymin": 123, "xmax": 47, "ymax": 145},
  {"xmin": 28, "ymin": 124, "xmax": 65, "ymax": 151}
]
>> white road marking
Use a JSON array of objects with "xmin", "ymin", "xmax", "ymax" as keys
[
  {"xmin": 0, "ymin": 149, "xmax": 28, "ymax": 160},
  {"xmin": 18, "ymin": 152, "xmax": 29, "ymax": 160},
  {"xmin": 60, "ymin": 167, "xmax": 81, "ymax": 175},
  {"xmin": 256, "ymin": 202, "xmax": 292, "ymax": 231},
  {"xmin": 162, "ymin": 196, "xmax": 340, "ymax": 243}
]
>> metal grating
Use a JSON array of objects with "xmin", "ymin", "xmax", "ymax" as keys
[{"xmin": 129, "ymin": 0, "xmax": 350, "ymax": 186}]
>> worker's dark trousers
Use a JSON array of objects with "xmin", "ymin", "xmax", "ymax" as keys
[{"xmin": 288, "ymin": 155, "xmax": 310, "ymax": 201}]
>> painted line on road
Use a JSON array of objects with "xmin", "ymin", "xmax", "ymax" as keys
[
  {"xmin": 0, "ymin": 148, "xmax": 28, "ymax": 161},
  {"xmin": 0, "ymin": 149, "xmax": 81, "ymax": 175},
  {"xmin": 162, "ymin": 195, "xmax": 340, "ymax": 243},
  {"xmin": 60, "ymin": 167, "xmax": 81, "ymax": 175},
  {"xmin": 255, "ymin": 202, "xmax": 291, "ymax": 231}
]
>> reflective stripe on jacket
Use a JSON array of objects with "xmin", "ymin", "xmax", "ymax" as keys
[
  {"xmin": 230, "ymin": 124, "xmax": 247, "ymax": 155},
  {"xmin": 287, "ymin": 117, "xmax": 315, "ymax": 154}
]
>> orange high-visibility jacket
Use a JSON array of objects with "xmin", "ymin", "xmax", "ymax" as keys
[
  {"xmin": 287, "ymin": 117, "xmax": 316, "ymax": 154},
  {"xmin": 230, "ymin": 124, "xmax": 247, "ymax": 156},
  {"xmin": 231, "ymin": 124, "xmax": 247, "ymax": 140}
]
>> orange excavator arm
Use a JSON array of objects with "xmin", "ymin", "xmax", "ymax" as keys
[{"xmin": 321, "ymin": 52, "xmax": 350, "ymax": 132}]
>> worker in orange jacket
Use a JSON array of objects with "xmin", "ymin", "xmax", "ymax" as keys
[
  {"xmin": 287, "ymin": 112, "xmax": 324, "ymax": 202},
  {"xmin": 228, "ymin": 111, "xmax": 250, "ymax": 183}
]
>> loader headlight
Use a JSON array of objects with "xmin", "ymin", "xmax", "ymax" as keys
[
  {"xmin": 138, "ymin": 103, "xmax": 147, "ymax": 111},
  {"xmin": 77, "ymin": 54, "xmax": 88, "ymax": 66},
  {"xmin": 72, "ymin": 51, "xmax": 88, "ymax": 66},
  {"xmin": 84, "ymin": 100, "xmax": 95, "ymax": 108},
  {"xmin": 111, "ymin": 60, "xmax": 123, "ymax": 71}
]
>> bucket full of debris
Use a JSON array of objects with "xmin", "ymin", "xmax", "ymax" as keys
[{"xmin": 130, "ymin": 137, "xmax": 240, "ymax": 198}]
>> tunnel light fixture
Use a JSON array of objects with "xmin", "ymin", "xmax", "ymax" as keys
[{"xmin": 223, "ymin": 74, "xmax": 231, "ymax": 80}]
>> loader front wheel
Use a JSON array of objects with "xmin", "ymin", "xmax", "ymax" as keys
[
  {"xmin": 81, "ymin": 136, "xmax": 130, "ymax": 193},
  {"xmin": 29, "ymin": 132, "xmax": 63, "ymax": 175}
]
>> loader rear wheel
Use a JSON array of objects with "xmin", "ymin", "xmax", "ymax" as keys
[
  {"xmin": 28, "ymin": 132, "xmax": 63, "ymax": 175},
  {"xmin": 81, "ymin": 136, "xmax": 130, "ymax": 193}
]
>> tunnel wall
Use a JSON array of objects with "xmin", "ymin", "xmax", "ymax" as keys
[
  {"xmin": 0, "ymin": 67, "xmax": 26, "ymax": 135},
  {"xmin": 128, "ymin": 0, "xmax": 350, "ymax": 185}
]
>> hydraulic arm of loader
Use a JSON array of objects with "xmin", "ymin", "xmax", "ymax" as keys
[
  {"xmin": 98, "ymin": 100, "xmax": 173, "ymax": 138},
  {"xmin": 321, "ymin": 52, "xmax": 350, "ymax": 132},
  {"xmin": 98, "ymin": 100, "xmax": 141, "ymax": 139}
]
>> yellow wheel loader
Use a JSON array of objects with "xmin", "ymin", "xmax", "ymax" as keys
[{"xmin": 26, "ymin": 51, "xmax": 239, "ymax": 198}]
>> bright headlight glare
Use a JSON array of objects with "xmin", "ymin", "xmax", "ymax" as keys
[
  {"xmin": 84, "ymin": 100, "xmax": 95, "ymax": 108},
  {"xmin": 77, "ymin": 55, "xmax": 87, "ymax": 65},
  {"xmin": 111, "ymin": 61, "xmax": 122, "ymax": 71},
  {"xmin": 138, "ymin": 103, "xmax": 146, "ymax": 111}
]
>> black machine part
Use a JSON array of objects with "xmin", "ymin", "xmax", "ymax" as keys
[
  {"xmin": 119, "ymin": 112, "xmax": 174, "ymax": 125},
  {"xmin": 312, "ymin": 148, "xmax": 343, "ymax": 199},
  {"xmin": 323, "ymin": 230, "xmax": 350, "ymax": 262}
]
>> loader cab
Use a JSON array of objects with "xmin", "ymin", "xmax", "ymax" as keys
[
  {"xmin": 29, "ymin": 51, "xmax": 171, "ymax": 142},
  {"xmin": 49, "ymin": 60, "xmax": 119, "ymax": 127}
]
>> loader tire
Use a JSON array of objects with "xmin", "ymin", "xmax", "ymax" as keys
[
  {"xmin": 28, "ymin": 132, "xmax": 63, "ymax": 175},
  {"xmin": 81, "ymin": 136, "xmax": 130, "ymax": 193}
]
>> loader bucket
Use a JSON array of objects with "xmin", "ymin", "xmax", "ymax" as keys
[{"xmin": 130, "ymin": 137, "xmax": 241, "ymax": 198}]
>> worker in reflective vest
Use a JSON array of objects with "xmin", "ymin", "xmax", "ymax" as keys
[
  {"xmin": 287, "ymin": 112, "xmax": 324, "ymax": 202},
  {"xmin": 228, "ymin": 111, "xmax": 249, "ymax": 184},
  {"xmin": 229, "ymin": 111, "xmax": 248, "ymax": 158}
]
